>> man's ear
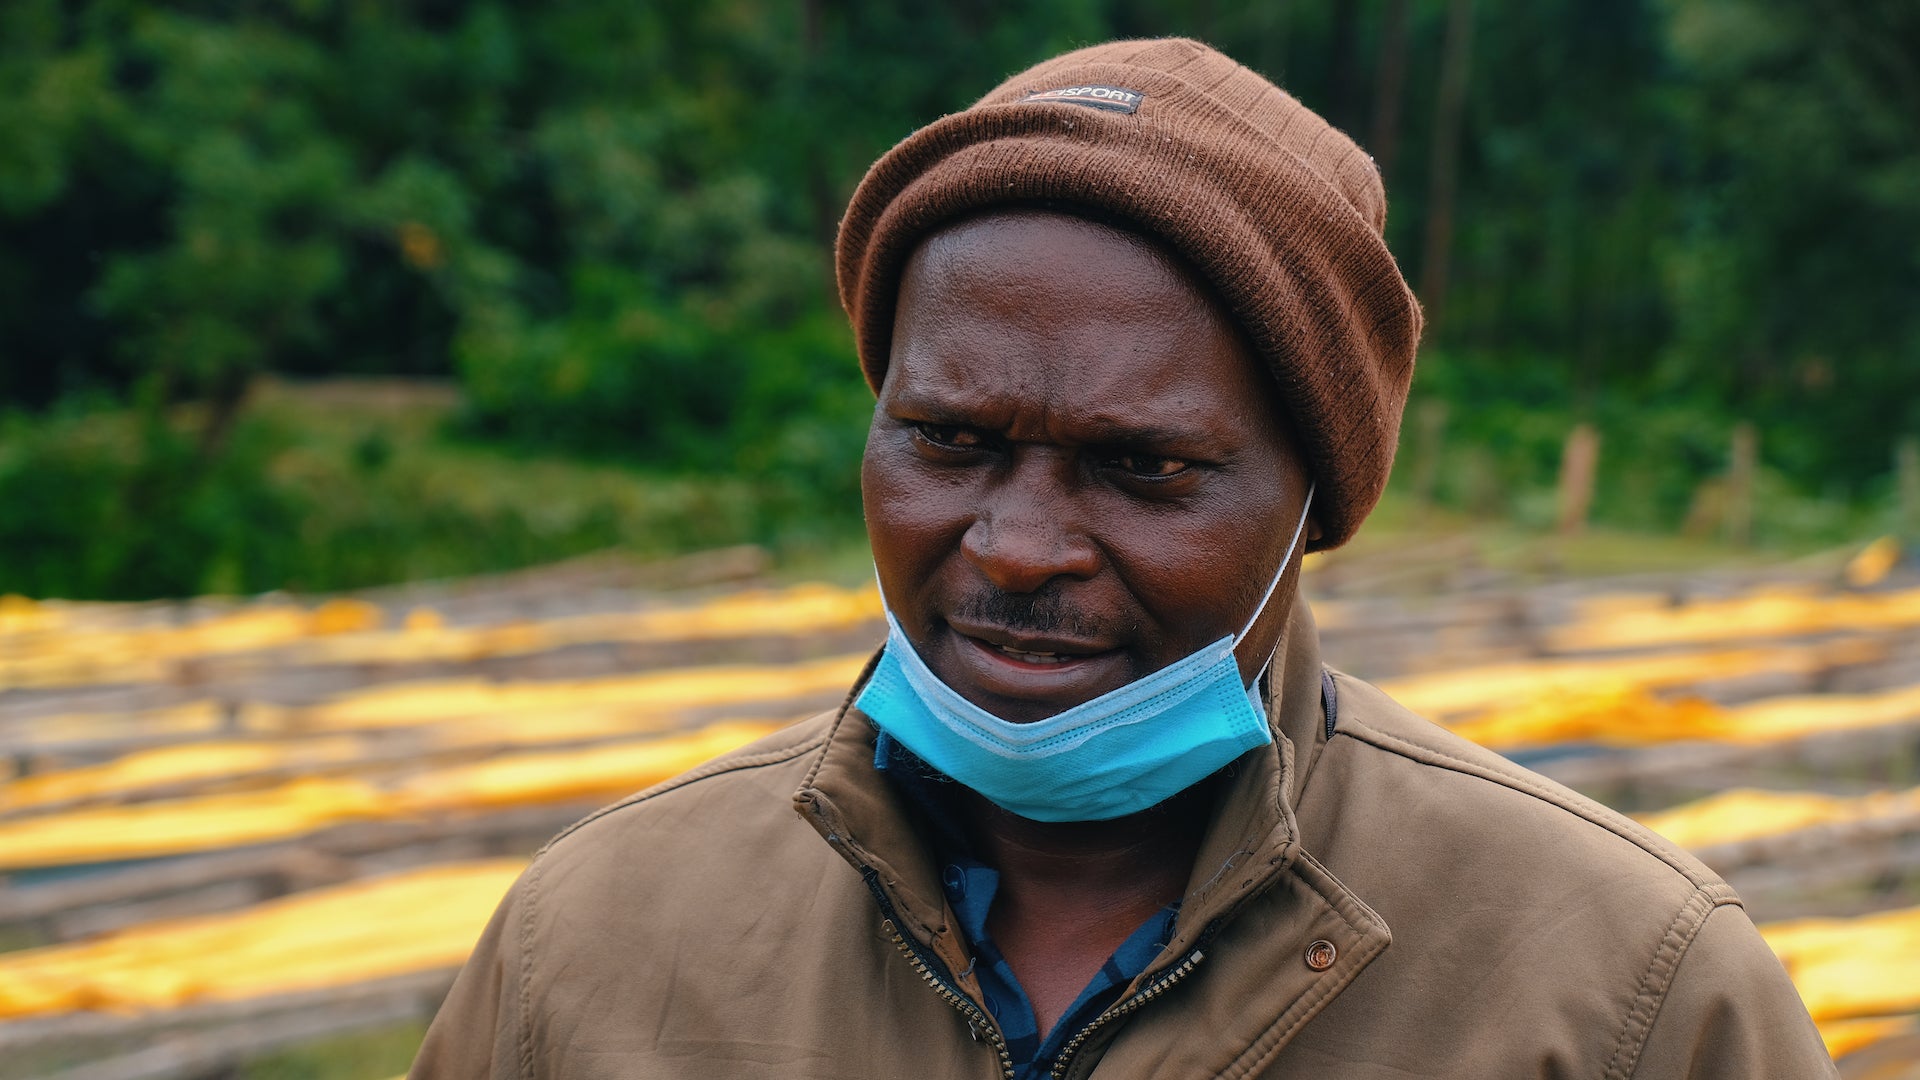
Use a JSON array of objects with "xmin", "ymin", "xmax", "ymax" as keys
[{"xmin": 1306, "ymin": 513, "xmax": 1324, "ymax": 544}]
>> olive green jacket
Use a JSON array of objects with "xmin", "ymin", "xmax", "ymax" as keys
[{"xmin": 410, "ymin": 596, "xmax": 1836, "ymax": 1079}]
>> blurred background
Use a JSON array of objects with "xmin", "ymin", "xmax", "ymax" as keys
[
  {"xmin": 3, "ymin": 0, "xmax": 1918, "ymax": 597},
  {"xmin": 3, "ymin": 1, "xmax": 1919, "ymax": 1078}
]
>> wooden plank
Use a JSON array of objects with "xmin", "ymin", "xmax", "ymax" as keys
[
  {"xmin": 1836, "ymin": 1028, "xmax": 1920, "ymax": 1079},
  {"xmin": 1724, "ymin": 835, "xmax": 1920, "ymax": 924},
  {"xmin": 1698, "ymin": 808, "xmax": 1920, "ymax": 873},
  {"xmin": 0, "ymin": 803, "xmax": 585, "ymax": 935},
  {"xmin": 28, "ymin": 999, "xmax": 420, "ymax": 1080},
  {"xmin": 0, "ymin": 970, "xmax": 452, "ymax": 1063},
  {"xmin": 1542, "ymin": 719, "xmax": 1920, "ymax": 806},
  {"xmin": 49, "ymin": 880, "xmax": 269, "ymax": 942}
]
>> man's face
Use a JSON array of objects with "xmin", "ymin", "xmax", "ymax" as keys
[{"xmin": 862, "ymin": 210, "xmax": 1316, "ymax": 725}]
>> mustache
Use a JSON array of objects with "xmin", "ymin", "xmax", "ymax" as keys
[{"xmin": 949, "ymin": 586, "xmax": 1129, "ymax": 642}]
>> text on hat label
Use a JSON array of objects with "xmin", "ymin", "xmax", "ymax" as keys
[{"xmin": 1019, "ymin": 85, "xmax": 1144, "ymax": 114}]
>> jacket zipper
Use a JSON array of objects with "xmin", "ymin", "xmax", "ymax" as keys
[
  {"xmin": 862, "ymin": 867, "xmax": 1016, "ymax": 1080},
  {"xmin": 1046, "ymin": 946, "xmax": 1210, "ymax": 1080}
]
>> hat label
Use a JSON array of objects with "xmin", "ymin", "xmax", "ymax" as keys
[{"xmin": 1020, "ymin": 85, "xmax": 1144, "ymax": 114}]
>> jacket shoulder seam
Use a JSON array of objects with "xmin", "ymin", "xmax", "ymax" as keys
[
  {"xmin": 517, "ymin": 853, "xmax": 542, "ymax": 1080},
  {"xmin": 1336, "ymin": 715, "xmax": 1720, "ymax": 888},
  {"xmin": 1606, "ymin": 885, "xmax": 1742, "ymax": 1080},
  {"xmin": 511, "ymin": 731, "xmax": 829, "ymax": 1076},
  {"xmin": 534, "ymin": 734, "xmax": 830, "ymax": 857}
]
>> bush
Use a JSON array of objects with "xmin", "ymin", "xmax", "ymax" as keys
[
  {"xmin": 0, "ymin": 408, "xmax": 302, "ymax": 599},
  {"xmin": 0, "ymin": 398, "xmax": 787, "ymax": 600}
]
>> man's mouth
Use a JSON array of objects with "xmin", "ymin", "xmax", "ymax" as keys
[
  {"xmin": 992, "ymin": 643, "xmax": 1072, "ymax": 665},
  {"xmin": 960, "ymin": 630, "xmax": 1113, "ymax": 687},
  {"xmin": 946, "ymin": 617, "xmax": 1113, "ymax": 664},
  {"xmin": 933, "ymin": 620, "xmax": 1132, "ymax": 719}
]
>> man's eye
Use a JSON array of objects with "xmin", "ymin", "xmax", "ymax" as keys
[
  {"xmin": 1111, "ymin": 453, "xmax": 1189, "ymax": 478},
  {"xmin": 914, "ymin": 423, "xmax": 983, "ymax": 450}
]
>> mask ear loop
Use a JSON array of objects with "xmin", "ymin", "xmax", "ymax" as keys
[
  {"xmin": 1237, "ymin": 482, "xmax": 1317, "ymax": 645},
  {"xmin": 1238, "ymin": 482, "xmax": 1316, "ymax": 696}
]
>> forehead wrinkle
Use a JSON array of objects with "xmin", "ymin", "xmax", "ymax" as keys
[
  {"xmin": 890, "ymin": 321, "xmax": 1193, "ymax": 438},
  {"xmin": 887, "ymin": 358, "xmax": 1230, "ymax": 451},
  {"xmin": 888, "ymin": 209, "xmax": 1281, "ymax": 454},
  {"xmin": 890, "ymin": 287, "xmax": 1231, "ymax": 435}
]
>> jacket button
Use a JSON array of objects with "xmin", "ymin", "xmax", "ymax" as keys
[{"xmin": 1305, "ymin": 939, "xmax": 1337, "ymax": 971}]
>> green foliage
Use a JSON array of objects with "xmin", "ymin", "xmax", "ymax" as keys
[
  {"xmin": 0, "ymin": 406, "xmax": 304, "ymax": 599},
  {"xmin": 0, "ymin": 392, "xmax": 782, "ymax": 599},
  {"xmin": 2, "ymin": 0, "xmax": 1916, "ymax": 597},
  {"xmin": 1654, "ymin": 0, "xmax": 1920, "ymax": 483},
  {"xmin": 1404, "ymin": 347, "xmax": 1902, "ymax": 548}
]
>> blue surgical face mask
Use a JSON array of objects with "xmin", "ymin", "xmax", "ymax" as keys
[{"xmin": 856, "ymin": 485, "xmax": 1315, "ymax": 822}]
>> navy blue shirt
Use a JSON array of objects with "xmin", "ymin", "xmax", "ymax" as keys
[{"xmin": 875, "ymin": 733, "xmax": 1180, "ymax": 1079}]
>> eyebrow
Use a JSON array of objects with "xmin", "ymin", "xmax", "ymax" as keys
[{"xmin": 888, "ymin": 390, "xmax": 1212, "ymax": 450}]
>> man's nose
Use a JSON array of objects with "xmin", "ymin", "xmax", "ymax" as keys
[{"xmin": 959, "ymin": 473, "xmax": 1101, "ymax": 594}]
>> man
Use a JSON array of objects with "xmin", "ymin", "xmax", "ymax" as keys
[{"xmin": 412, "ymin": 39, "xmax": 1835, "ymax": 1079}]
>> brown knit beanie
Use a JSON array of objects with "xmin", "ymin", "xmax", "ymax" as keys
[{"xmin": 836, "ymin": 38, "xmax": 1422, "ymax": 550}]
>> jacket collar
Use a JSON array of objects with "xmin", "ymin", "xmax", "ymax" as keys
[
  {"xmin": 1164, "ymin": 586, "xmax": 1330, "ymax": 956},
  {"xmin": 794, "ymin": 586, "xmax": 1340, "ymax": 972}
]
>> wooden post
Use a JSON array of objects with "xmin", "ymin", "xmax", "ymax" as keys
[
  {"xmin": 1557, "ymin": 423, "xmax": 1600, "ymax": 536},
  {"xmin": 1410, "ymin": 400, "xmax": 1449, "ymax": 517},
  {"xmin": 1726, "ymin": 423, "xmax": 1757, "ymax": 547},
  {"xmin": 1897, "ymin": 436, "xmax": 1920, "ymax": 540}
]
